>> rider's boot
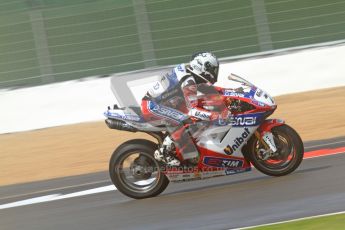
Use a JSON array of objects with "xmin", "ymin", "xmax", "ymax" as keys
[
  {"xmin": 154, "ymin": 136, "xmax": 181, "ymax": 166},
  {"xmin": 164, "ymin": 154, "xmax": 180, "ymax": 167}
]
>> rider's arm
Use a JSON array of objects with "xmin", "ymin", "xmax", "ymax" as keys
[{"xmin": 181, "ymin": 78, "xmax": 228, "ymax": 121}]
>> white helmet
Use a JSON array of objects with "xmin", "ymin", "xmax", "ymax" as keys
[{"xmin": 189, "ymin": 52, "xmax": 219, "ymax": 84}]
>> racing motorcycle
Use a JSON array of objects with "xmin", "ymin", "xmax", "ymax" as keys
[{"xmin": 104, "ymin": 74, "xmax": 304, "ymax": 199}]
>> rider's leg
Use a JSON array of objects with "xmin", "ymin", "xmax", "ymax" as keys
[
  {"xmin": 169, "ymin": 124, "xmax": 199, "ymax": 164},
  {"xmin": 141, "ymin": 99, "xmax": 199, "ymax": 165}
]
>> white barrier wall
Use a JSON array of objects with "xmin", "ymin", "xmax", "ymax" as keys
[
  {"xmin": 1, "ymin": 44, "xmax": 345, "ymax": 134},
  {"xmin": 0, "ymin": 78, "xmax": 116, "ymax": 134},
  {"xmin": 217, "ymin": 44, "xmax": 345, "ymax": 96}
]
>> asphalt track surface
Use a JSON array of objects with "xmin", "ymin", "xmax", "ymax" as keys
[{"xmin": 1, "ymin": 136, "xmax": 345, "ymax": 230}]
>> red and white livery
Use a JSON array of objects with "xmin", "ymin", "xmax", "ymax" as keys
[{"xmin": 104, "ymin": 74, "xmax": 304, "ymax": 199}]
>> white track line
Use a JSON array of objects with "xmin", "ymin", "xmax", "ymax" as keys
[
  {"xmin": 0, "ymin": 179, "xmax": 110, "ymax": 201},
  {"xmin": 0, "ymin": 185, "xmax": 116, "ymax": 210},
  {"xmin": 0, "ymin": 194, "xmax": 60, "ymax": 210},
  {"xmin": 230, "ymin": 210, "xmax": 345, "ymax": 229}
]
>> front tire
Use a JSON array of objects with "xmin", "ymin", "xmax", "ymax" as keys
[
  {"xmin": 109, "ymin": 139, "xmax": 169, "ymax": 199},
  {"xmin": 247, "ymin": 124, "xmax": 304, "ymax": 176}
]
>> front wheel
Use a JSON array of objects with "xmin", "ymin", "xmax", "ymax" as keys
[
  {"xmin": 247, "ymin": 124, "xmax": 304, "ymax": 176},
  {"xmin": 109, "ymin": 139, "xmax": 169, "ymax": 199}
]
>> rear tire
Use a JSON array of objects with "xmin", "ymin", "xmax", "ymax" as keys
[
  {"xmin": 247, "ymin": 124, "xmax": 304, "ymax": 176},
  {"xmin": 109, "ymin": 139, "xmax": 169, "ymax": 199}
]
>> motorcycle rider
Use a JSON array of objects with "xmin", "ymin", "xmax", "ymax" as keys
[{"xmin": 141, "ymin": 52, "xmax": 230, "ymax": 166}]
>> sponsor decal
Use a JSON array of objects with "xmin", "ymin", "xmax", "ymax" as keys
[
  {"xmin": 230, "ymin": 114, "xmax": 262, "ymax": 127},
  {"xmin": 224, "ymin": 90, "xmax": 245, "ymax": 97},
  {"xmin": 230, "ymin": 116, "xmax": 257, "ymax": 126},
  {"xmin": 108, "ymin": 111, "xmax": 142, "ymax": 122},
  {"xmin": 201, "ymin": 170, "xmax": 225, "ymax": 178},
  {"xmin": 107, "ymin": 112, "xmax": 121, "ymax": 119},
  {"xmin": 225, "ymin": 167, "xmax": 251, "ymax": 175},
  {"xmin": 224, "ymin": 127, "xmax": 250, "ymax": 155},
  {"xmin": 195, "ymin": 110, "xmax": 210, "ymax": 119},
  {"xmin": 149, "ymin": 102, "xmax": 186, "ymax": 122},
  {"xmin": 203, "ymin": 156, "xmax": 244, "ymax": 168}
]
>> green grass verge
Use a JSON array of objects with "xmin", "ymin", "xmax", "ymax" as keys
[{"xmin": 251, "ymin": 213, "xmax": 345, "ymax": 230}]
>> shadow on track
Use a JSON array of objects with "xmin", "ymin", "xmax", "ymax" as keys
[{"xmin": 295, "ymin": 165, "xmax": 331, "ymax": 174}]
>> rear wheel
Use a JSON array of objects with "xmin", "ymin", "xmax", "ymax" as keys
[
  {"xmin": 247, "ymin": 124, "xmax": 304, "ymax": 176},
  {"xmin": 109, "ymin": 139, "xmax": 169, "ymax": 199}
]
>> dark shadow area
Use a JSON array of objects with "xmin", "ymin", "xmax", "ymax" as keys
[
  {"xmin": 116, "ymin": 165, "xmax": 334, "ymax": 202},
  {"xmin": 295, "ymin": 165, "xmax": 331, "ymax": 174},
  {"xmin": 162, "ymin": 175, "xmax": 269, "ymax": 196}
]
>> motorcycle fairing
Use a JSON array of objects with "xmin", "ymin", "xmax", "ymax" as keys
[
  {"xmin": 197, "ymin": 125, "xmax": 258, "ymax": 157},
  {"xmin": 105, "ymin": 73, "xmax": 280, "ymax": 182},
  {"xmin": 258, "ymin": 119, "xmax": 285, "ymax": 134},
  {"xmin": 164, "ymin": 145, "xmax": 252, "ymax": 182},
  {"xmin": 230, "ymin": 112, "xmax": 266, "ymax": 127}
]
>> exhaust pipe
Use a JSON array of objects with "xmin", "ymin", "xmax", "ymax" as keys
[{"xmin": 105, "ymin": 119, "xmax": 137, "ymax": 132}]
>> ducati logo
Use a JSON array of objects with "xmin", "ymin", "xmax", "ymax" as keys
[{"xmin": 224, "ymin": 128, "xmax": 250, "ymax": 155}]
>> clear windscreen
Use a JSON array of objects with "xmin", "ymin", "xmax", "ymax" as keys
[{"xmin": 227, "ymin": 73, "xmax": 256, "ymax": 88}]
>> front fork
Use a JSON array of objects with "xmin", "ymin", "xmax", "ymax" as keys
[{"xmin": 255, "ymin": 119, "xmax": 285, "ymax": 160}]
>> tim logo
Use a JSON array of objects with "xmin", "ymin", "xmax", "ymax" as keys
[
  {"xmin": 203, "ymin": 157, "xmax": 243, "ymax": 168},
  {"xmin": 224, "ymin": 128, "xmax": 250, "ymax": 155}
]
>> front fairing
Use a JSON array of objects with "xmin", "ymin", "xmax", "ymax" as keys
[
  {"xmin": 224, "ymin": 74, "xmax": 276, "ymax": 107},
  {"xmin": 253, "ymin": 88, "xmax": 275, "ymax": 107}
]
